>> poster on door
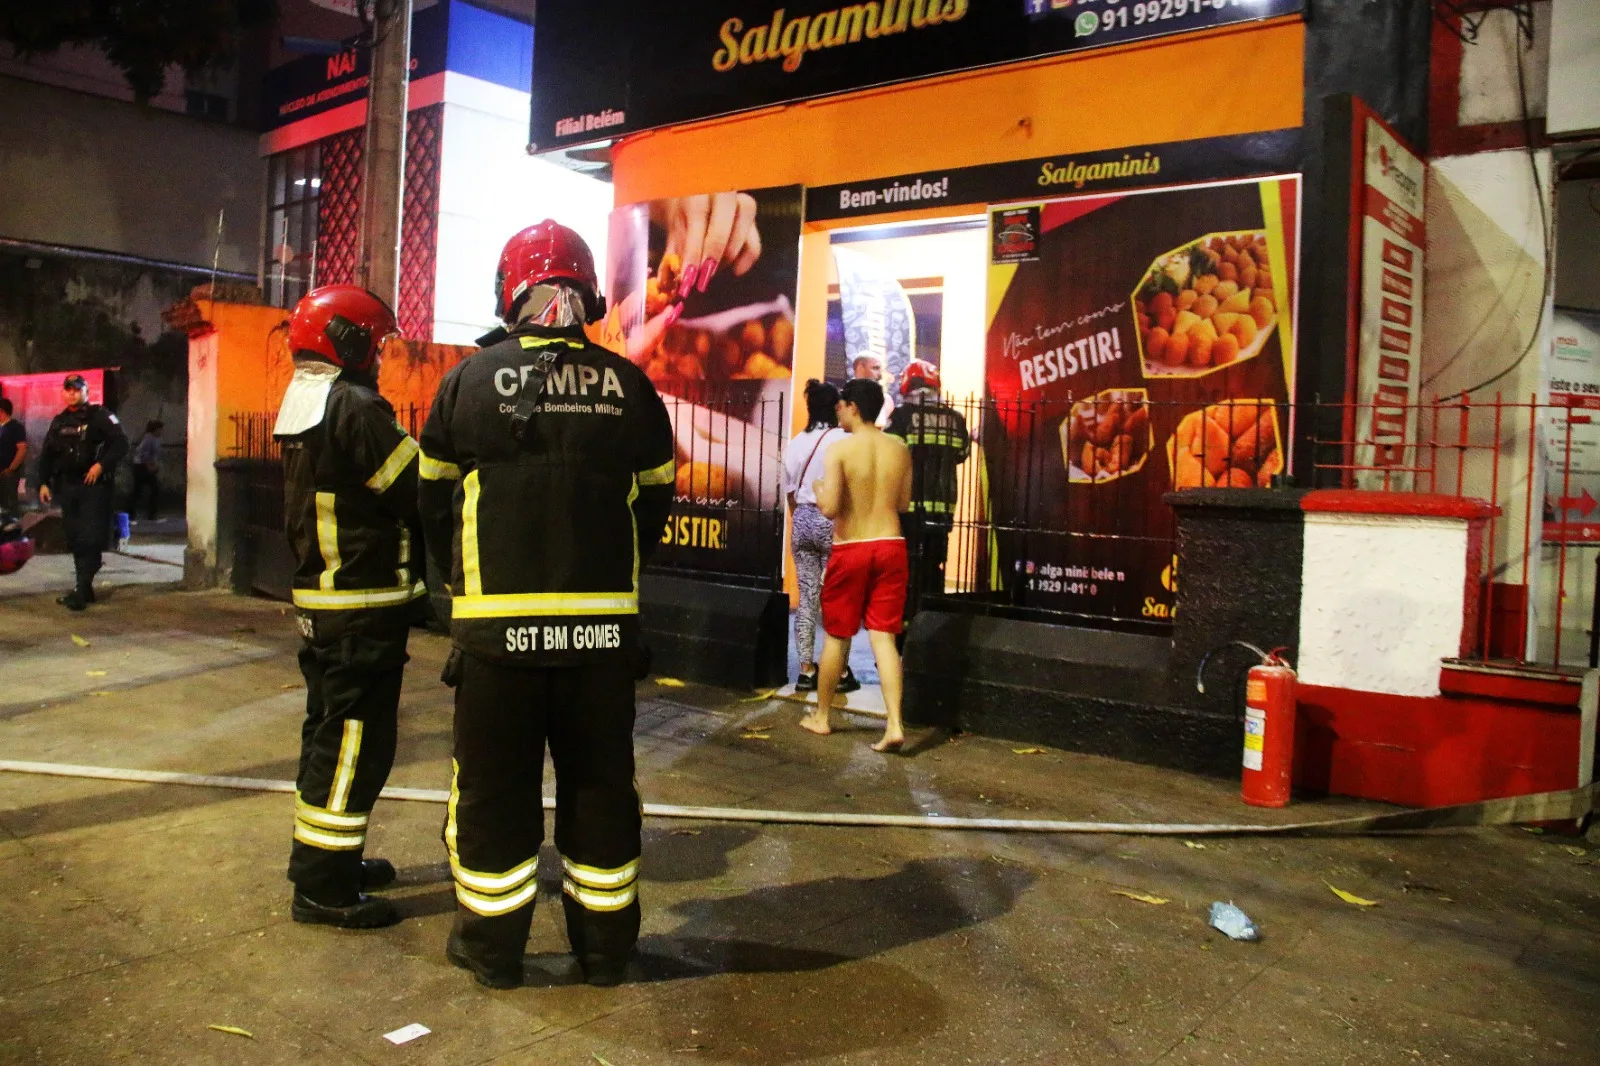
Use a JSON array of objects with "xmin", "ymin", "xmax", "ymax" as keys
[
  {"xmin": 599, "ymin": 185, "xmax": 803, "ymax": 579},
  {"xmin": 984, "ymin": 175, "xmax": 1299, "ymax": 622},
  {"xmin": 1544, "ymin": 308, "xmax": 1600, "ymax": 543}
]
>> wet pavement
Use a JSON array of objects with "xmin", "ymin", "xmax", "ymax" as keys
[{"xmin": 0, "ymin": 584, "xmax": 1597, "ymax": 1065}]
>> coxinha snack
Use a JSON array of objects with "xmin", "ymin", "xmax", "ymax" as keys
[
  {"xmin": 1168, "ymin": 401, "xmax": 1283, "ymax": 489},
  {"xmin": 1135, "ymin": 233, "xmax": 1278, "ymax": 376}
]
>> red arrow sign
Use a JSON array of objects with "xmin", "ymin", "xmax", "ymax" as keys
[{"xmin": 1558, "ymin": 489, "xmax": 1598, "ymax": 515}]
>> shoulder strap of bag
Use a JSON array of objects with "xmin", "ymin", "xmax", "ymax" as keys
[{"xmin": 797, "ymin": 427, "xmax": 836, "ymax": 489}]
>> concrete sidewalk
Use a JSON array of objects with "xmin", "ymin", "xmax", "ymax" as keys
[{"xmin": 0, "ymin": 586, "xmax": 1596, "ymax": 1065}]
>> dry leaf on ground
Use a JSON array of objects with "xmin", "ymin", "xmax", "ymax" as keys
[
  {"xmin": 207, "ymin": 1025, "xmax": 253, "ymax": 1038},
  {"xmin": 1012, "ymin": 747, "xmax": 1045, "ymax": 755},
  {"xmin": 85, "ymin": 670, "xmax": 108, "ymax": 677},
  {"xmin": 1327, "ymin": 883, "xmax": 1379, "ymax": 907},
  {"xmin": 1111, "ymin": 890, "xmax": 1169, "ymax": 905},
  {"xmin": 655, "ymin": 678, "xmax": 687, "ymax": 688},
  {"xmin": 70, "ymin": 634, "xmax": 91, "ymax": 648}
]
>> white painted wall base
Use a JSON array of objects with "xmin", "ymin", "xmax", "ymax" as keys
[{"xmin": 1298, "ymin": 512, "xmax": 1470, "ymax": 697}]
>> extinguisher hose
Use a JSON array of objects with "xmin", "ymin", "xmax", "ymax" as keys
[{"xmin": 1196, "ymin": 640, "xmax": 1278, "ymax": 695}]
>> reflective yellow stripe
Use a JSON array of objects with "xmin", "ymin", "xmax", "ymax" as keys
[
  {"xmin": 914, "ymin": 501, "xmax": 952, "ymax": 514},
  {"xmin": 327, "ymin": 719, "xmax": 363, "ymax": 812},
  {"xmin": 453, "ymin": 856, "xmax": 538, "ymax": 894},
  {"xmin": 628, "ymin": 476, "xmax": 641, "ymax": 596},
  {"xmin": 519, "ymin": 336, "xmax": 585, "ymax": 349},
  {"xmin": 315, "ymin": 491, "xmax": 341, "ymax": 591},
  {"xmin": 365, "ymin": 435, "xmax": 419, "ymax": 493},
  {"xmin": 419, "ymin": 452, "xmax": 460, "ymax": 480},
  {"xmin": 462, "ymin": 469, "xmax": 483, "ymax": 597},
  {"xmin": 291, "ymin": 581, "xmax": 426, "ymax": 610},
  {"xmin": 457, "ymin": 879, "xmax": 540, "ymax": 916},
  {"xmin": 637, "ymin": 458, "xmax": 675, "ymax": 486},
  {"xmin": 445, "ymin": 759, "xmax": 461, "ymax": 858},
  {"xmin": 562, "ymin": 879, "xmax": 637, "ymax": 912},
  {"xmin": 294, "ymin": 823, "xmax": 365, "ymax": 850},
  {"xmin": 562, "ymin": 855, "xmax": 639, "ymax": 889},
  {"xmin": 396, "ymin": 524, "xmax": 411, "ymax": 587},
  {"xmin": 295, "ymin": 795, "xmax": 369, "ymax": 830},
  {"xmin": 450, "ymin": 592, "xmax": 638, "ymax": 619}
]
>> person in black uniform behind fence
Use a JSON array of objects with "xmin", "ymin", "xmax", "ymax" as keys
[
  {"xmin": 419, "ymin": 220, "xmax": 675, "ymax": 990},
  {"xmin": 885, "ymin": 360, "xmax": 970, "ymax": 622},
  {"xmin": 38, "ymin": 374, "xmax": 128, "ymax": 611},
  {"xmin": 273, "ymin": 285, "xmax": 424, "ymax": 930}
]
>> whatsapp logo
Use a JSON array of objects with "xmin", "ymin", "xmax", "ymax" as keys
[{"xmin": 1074, "ymin": 11, "xmax": 1100, "ymax": 36}]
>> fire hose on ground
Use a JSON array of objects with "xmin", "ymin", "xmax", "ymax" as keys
[{"xmin": 0, "ymin": 759, "xmax": 1591, "ymax": 836}]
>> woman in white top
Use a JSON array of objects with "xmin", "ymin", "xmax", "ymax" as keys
[{"xmin": 784, "ymin": 380, "xmax": 858, "ymax": 693}]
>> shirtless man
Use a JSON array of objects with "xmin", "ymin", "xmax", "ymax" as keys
[{"xmin": 800, "ymin": 378, "xmax": 912, "ymax": 752}]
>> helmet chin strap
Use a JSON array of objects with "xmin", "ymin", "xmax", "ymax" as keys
[{"xmin": 517, "ymin": 283, "xmax": 588, "ymax": 328}]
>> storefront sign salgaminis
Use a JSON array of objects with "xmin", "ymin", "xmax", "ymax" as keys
[
  {"xmin": 529, "ymin": 0, "xmax": 1306, "ymax": 150},
  {"xmin": 805, "ymin": 129, "xmax": 1302, "ymax": 221}
]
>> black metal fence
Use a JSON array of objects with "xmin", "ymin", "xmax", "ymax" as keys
[{"xmin": 227, "ymin": 392, "xmax": 789, "ymax": 590}]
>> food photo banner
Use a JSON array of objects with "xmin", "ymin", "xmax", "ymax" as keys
[
  {"xmin": 530, "ymin": 0, "xmax": 1305, "ymax": 150},
  {"xmin": 600, "ymin": 186, "xmax": 805, "ymax": 579},
  {"xmin": 984, "ymin": 174, "xmax": 1300, "ymax": 623}
]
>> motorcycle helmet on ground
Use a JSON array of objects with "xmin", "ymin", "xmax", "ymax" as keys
[{"xmin": 0, "ymin": 512, "xmax": 34, "ymax": 575}]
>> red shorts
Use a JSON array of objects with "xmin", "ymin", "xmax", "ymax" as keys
[{"xmin": 821, "ymin": 538, "xmax": 908, "ymax": 638}]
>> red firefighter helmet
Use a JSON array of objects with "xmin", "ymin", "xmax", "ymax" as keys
[
  {"xmin": 495, "ymin": 220, "xmax": 601, "ymax": 324},
  {"xmin": 287, "ymin": 285, "xmax": 398, "ymax": 372},
  {"xmin": 900, "ymin": 359, "xmax": 942, "ymax": 397}
]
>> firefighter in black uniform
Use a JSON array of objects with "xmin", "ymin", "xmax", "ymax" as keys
[
  {"xmin": 273, "ymin": 284, "xmax": 424, "ymax": 929},
  {"xmin": 38, "ymin": 374, "xmax": 128, "ymax": 610},
  {"xmin": 885, "ymin": 360, "xmax": 970, "ymax": 617},
  {"xmin": 419, "ymin": 220, "xmax": 674, "ymax": 990}
]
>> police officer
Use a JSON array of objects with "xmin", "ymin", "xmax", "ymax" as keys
[
  {"xmin": 273, "ymin": 285, "xmax": 424, "ymax": 930},
  {"xmin": 419, "ymin": 220, "xmax": 674, "ymax": 990},
  {"xmin": 38, "ymin": 374, "xmax": 128, "ymax": 610},
  {"xmin": 885, "ymin": 360, "xmax": 970, "ymax": 614}
]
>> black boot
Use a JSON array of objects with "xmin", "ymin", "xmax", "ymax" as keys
[
  {"xmin": 837, "ymin": 665, "xmax": 862, "ymax": 694},
  {"xmin": 57, "ymin": 590, "xmax": 89, "ymax": 611},
  {"xmin": 578, "ymin": 953, "xmax": 630, "ymax": 988},
  {"xmin": 360, "ymin": 858, "xmax": 397, "ymax": 890},
  {"xmin": 446, "ymin": 931, "xmax": 522, "ymax": 989},
  {"xmin": 291, "ymin": 890, "xmax": 401, "ymax": 929}
]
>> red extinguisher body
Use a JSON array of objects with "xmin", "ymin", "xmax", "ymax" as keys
[{"xmin": 1241, "ymin": 663, "xmax": 1296, "ymax": 808}]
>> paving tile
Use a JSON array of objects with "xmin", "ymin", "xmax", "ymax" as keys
[
  {"xmin": 0, "ymin": 951, "xmax": 376, "ymax": 1066},
  {"xmin": 0, "ymin": 853, "xmax": 163, "ymax": 995}
]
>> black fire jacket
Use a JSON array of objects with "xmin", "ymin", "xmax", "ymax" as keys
[
  {"xmin": 277, "ymin": 374, "xmax": 424, "ymax": 612},
  {"xmin": 885, "ymin": 394, "xmax": 971, "ymax": 518},
  {"xmin": 418, "ymin": 324, "xmax": 675, "ymax": 665}
]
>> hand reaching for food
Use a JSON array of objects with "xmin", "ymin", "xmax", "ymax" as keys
[
  {"xmin": 653, "ymin": 193, "xmax": 763, "ymax": 296},
  {"xmin": 613, "ymin": 287, "xmax": 684, "ymax": 364}
]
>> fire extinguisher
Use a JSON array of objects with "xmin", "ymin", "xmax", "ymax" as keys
[{"xmin": 1197, "ymin": 642, "xmax": 1297, "ymax": 808}]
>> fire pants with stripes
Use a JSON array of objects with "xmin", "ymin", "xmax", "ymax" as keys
[
  {"xmin": 445, "ymin": 652, "xmax": 642, "ymax": 975},
  {"xmin": 287, "ymin": 605, "xmax": 411, "ymax": 902}
]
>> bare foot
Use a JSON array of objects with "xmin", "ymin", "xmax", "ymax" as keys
[
  {"xmin": 871, "ymin": 732, "xmax": 905, "ymax": 754},
  {"xmin": 799, "ymin": 713, "xmax": 833, "ymax": 736}
]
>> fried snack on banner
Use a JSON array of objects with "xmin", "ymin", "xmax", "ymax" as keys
[
  {"xmin": 643, "ymin": 308, "xmax": 795, "ymax": 385},
  {"xmin": 1134, "ymin": 232, "xmax": 1278, "ymax": 379},
  {"xmin": 1166, "ymin": 400, "xmax": 1284, "ymax": 489},
  {"xmin": 1060, "ymin": 388, "xmax": 1153, "ymax": 484},
  {"xmin": 645, "ymin": 253, "xmax": 683, "ymax": 317}
]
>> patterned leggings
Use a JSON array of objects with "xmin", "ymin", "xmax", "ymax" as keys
[{"xmin": 791, "ymin": 504, "xmax": 834, "ymax": 665}]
